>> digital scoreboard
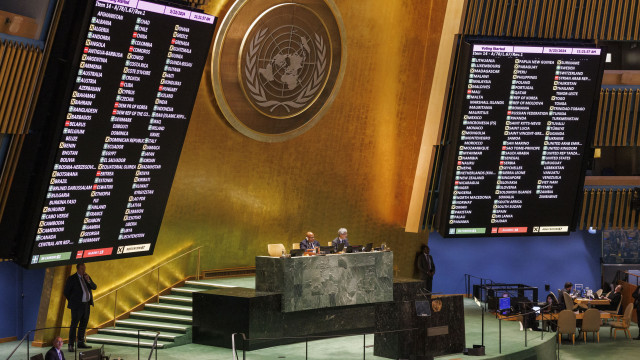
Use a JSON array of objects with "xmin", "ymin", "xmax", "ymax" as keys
[
  {"xmin": 437, "ymin": 40, "xmax": 605, "ymax": 237},
  {"xmin": 5, "ymin": 0, "xmax": 216, "ymax": 267}
]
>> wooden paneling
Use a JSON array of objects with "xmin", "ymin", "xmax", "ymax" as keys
[
  {"xmin": 578, "ymin": 187, "xmax": 640, "ymax": 230},
  {"xmin": 0, "ymin": 40, "xmax": 43, "ymax": 224},
  {"xmin": 462, "ymin": 0, "xmax": 640, "ymax": 40},
  {"xmin": 593, "ymin": 89, "xmax": 640, "ymax": 147}
]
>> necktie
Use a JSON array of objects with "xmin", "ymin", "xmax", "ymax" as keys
[{"xmin": 79, "ymin": 274, "xmax": 90, "ymax": 302}]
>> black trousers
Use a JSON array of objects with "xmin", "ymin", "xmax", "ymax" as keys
[
  {"xmin": 69, "ymin": 302, "xmax": 91, "ymax": 344},
  {"xmin": 424, "ymin": 276, "xmax": 433, "ymax": 294}
]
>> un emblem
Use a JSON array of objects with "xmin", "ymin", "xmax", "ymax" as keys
[{"xmin": 212, "ymin": 0, "xmax": 346, "ymax": 142}]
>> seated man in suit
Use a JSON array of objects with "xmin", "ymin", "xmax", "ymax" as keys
[
  {"xmin": 300, "ymin": 232, "xmax": 320, "ymax": 250},
  {"xmin": 45, "ymin": 336, "xmax": 65, "ymax": 360},
  {"xmin": 558, "ymin": 282, "xmax": 573, "ymax": 309},
  {"xmin": 331, "ymin": 228, "xmax": 350, "ymax": 251},
  {"xmin": 596, "ymin": 284, "xmax": 622, "ymax": 312}
]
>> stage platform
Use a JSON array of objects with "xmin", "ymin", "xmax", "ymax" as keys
[{"xmin": 2, "ymin": 276, "xmax": 638, "ymax": 359}]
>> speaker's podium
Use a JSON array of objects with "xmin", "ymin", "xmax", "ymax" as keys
[{"xmin": 374, "ymin": 279, "xmax": 465, "ymax": 359}]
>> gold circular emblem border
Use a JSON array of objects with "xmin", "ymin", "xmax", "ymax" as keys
[
  {"xmin": 237, "ymin": 3, "xmax": 332, "ymax": 119},
  {"xmin": 211, "ymin": 0, "xmax": 347, "ymax": 142}
]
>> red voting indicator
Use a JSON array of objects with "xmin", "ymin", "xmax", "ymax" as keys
[{"xmin": 0, "ymin": 0, "xmax": 217, "ymax": 268}]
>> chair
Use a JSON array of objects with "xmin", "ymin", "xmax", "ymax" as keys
[
  {"xmin": 603, "ymin": 296, "xmax": 622, "ymax": 318},
  {"xmin": 562, "ymin": 291, "xmax": 578, "ymax": 311},
  {"xmin": 292, "ymin": 243, "xmax": 300, "ymax": 250},
  {"xmin": 579, "ymin": 308, "xmax": 601, "ymax": 342},
  {"xmin": 595, "ymin": 289, "xmax": 603, "ymax": 298},
  {"xmin": 557, "ymin": 310, "xmax": 577, "ymax": 345},
  {"xmin": 267, "ymin": 243, "xmax": 285, "ymax": 257},
  {"xmin": 30, "ymin": 354, "xmax": 44, "ymax": 360},
  {"xmin": 609, "ymin": 303, "xmax": 634, "ymax": 339}
]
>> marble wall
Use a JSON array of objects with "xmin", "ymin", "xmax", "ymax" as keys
[
  {"xmin": 192, "ymin": 287, "xmax": 376, "ymax": 350},
  {"xmin": 375, "ymin": 278, "xmax": 465, "ymax": 358},
  {"xmin": 255, "ymin": 251, "xmax": 393, "ymax": 312}
]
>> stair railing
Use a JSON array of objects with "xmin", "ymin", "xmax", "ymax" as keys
[
  {"xmin": 147, "ymin": 332, "xmax": 160, "ymax": 360},
  {"xmin": 6, "ymin": 326, "xmax": 159, "ymax": 360},
  {"xmin": 93, "ymin": 246, "xmax": 203, "ymax": 328}
]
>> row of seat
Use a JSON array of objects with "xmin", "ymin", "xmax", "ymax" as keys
[{"xmin": 557, "ymin": 303, "xmax": 635, "ymax": 344}]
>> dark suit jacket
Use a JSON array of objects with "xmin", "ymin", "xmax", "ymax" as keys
[
  {"xmin": 633, "ymin": 286, "xmax": 640, "ymax": 307},
  {"xmin": 331, "ymin": 237, "xmax": 349, "ymax": 249},
  {"xmin": 300, "ymin": 238, "xmax": 320, "ymax": 250},
  {"xmin": 63, "ymin": 272, "xmax": 97, "ymax": 309},
  {"xmin": 608, "ymin": 291, "xmax": 622, "ymax": 312},
  {"xmin": 45, "ymin": 347, "xmax": 65, "ymax": 360},
  {"xmin": 416, "ymin": 253, "xmax": 435, "ymax": 280}
]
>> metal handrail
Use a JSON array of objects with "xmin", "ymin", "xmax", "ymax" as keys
[
  {"xmin": 91, "ymin": 245, "xmax": 202, "ymax": 332},
  {"xmin": 6, "ymin": 326, "xmax": 160, "ymax": 360},
  {"xmin": 94, "ymin": 245, "xmax": 203, "ymax": 302},
  {"xmin": 464, "ymin": 273, "xmax": 498, "ymax": 298},
  {"xmin": 232, "ymin": 327, "xmax": 420, "ymax": 360},
  {"xmin": 147, "ymin": 332, "xmax": 160, "ymax": 360}
]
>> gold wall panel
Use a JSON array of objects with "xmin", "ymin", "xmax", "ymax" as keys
[{"xmin": 38, "ymin": 0, "xmax": 448, "ymax": 336}]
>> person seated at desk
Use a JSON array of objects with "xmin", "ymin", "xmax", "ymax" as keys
[
  {"xmin": 595, "ymin": 284, "xmax": 622, "ymax": 313},
  {"xmin": 332, "ymin": 228, "xmax": 350, "ymax": 251},
  {"xmin": 558, "ymin": 282, "xmax": 588, "ymax": 311},
  {"xmin": 543, "ymin": 294, "xmax": 558, "ymax": 332},
  {"xmin": 558, "ymin": 282, "xmax": 573, "ymax": 309},
  {"xmin": 300, "ymin": 232, "xmax": 320, "ymax": 251}
]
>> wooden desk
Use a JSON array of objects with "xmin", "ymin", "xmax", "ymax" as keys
[
  {"xmin": 536, "ymin": 311, "xmax": 612, "ymax": 321},
  {"xmin": 574, "ymin": 298, "xmax": 610, "ymax": 306}
]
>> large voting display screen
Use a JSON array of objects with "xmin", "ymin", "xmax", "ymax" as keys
[
  {"xmin": 19, "ymin": 0, "xmax": 216, "ymax": 267},
  {"xmin": 437, "ymin": 40, "xmax": 605, "ymax": 238}
]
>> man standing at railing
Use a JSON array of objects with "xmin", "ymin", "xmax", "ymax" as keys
[
  {"xmin": 417, "ymin": 244, "xmax": 436, "ymax": 295},
  {"xmin": 64, "ymin": 262, "xmax": 97, "ymax": 352}
]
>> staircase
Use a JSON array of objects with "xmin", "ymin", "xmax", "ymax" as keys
[{"xmin": 86, "ymin": 279, "xmax": 235, "ymax": 349}]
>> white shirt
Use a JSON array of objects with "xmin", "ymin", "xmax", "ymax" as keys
[{"xmin": 78, "ymin": 273, "xmax": 90, "ymax": 302}]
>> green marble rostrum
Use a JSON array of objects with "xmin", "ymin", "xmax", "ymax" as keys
[{"xmin": 255, "ymin": 251, "xmax": 394, "ymax": 312}]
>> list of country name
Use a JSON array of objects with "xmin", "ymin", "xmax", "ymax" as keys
[
  {"xmin": 447, "ymin": 45, "xmax": 601, "ymax": 234},
  {"xmin": 33, "ymin": 0, "xmax": 214, "ymax": 260}
]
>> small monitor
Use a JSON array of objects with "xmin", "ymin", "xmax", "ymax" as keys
[
  {"xmin": 290, "ymin": 249, "xmax": 304, "ymax": 257},
  {"xmin": 363, "ymin": 243, "xmax": 373, "ymax": 252},
  {"xmin": 415, "ymin": 300, "xmax": 431, "ymax": 317},
  {"xmin": 78, "ymin": 346, "xmax": 103, "ymax": 360},
  {"xmin": 336, "ymin": 242, "xmax": 345, "ymax": 252},
  {"xmin": 498, "ymin": 297, "xmax": 511, "ymax": 311},
  {"xmin": 319, "ymin": 246, "xmax": 334, "ymax": 254},
  {"xmin": 574, "ymin": 283, "xmax": 583, "ymax": 297},
  {"xmin": 351, "ymin": 245, "xmax": 362, "ymax": 252}
]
